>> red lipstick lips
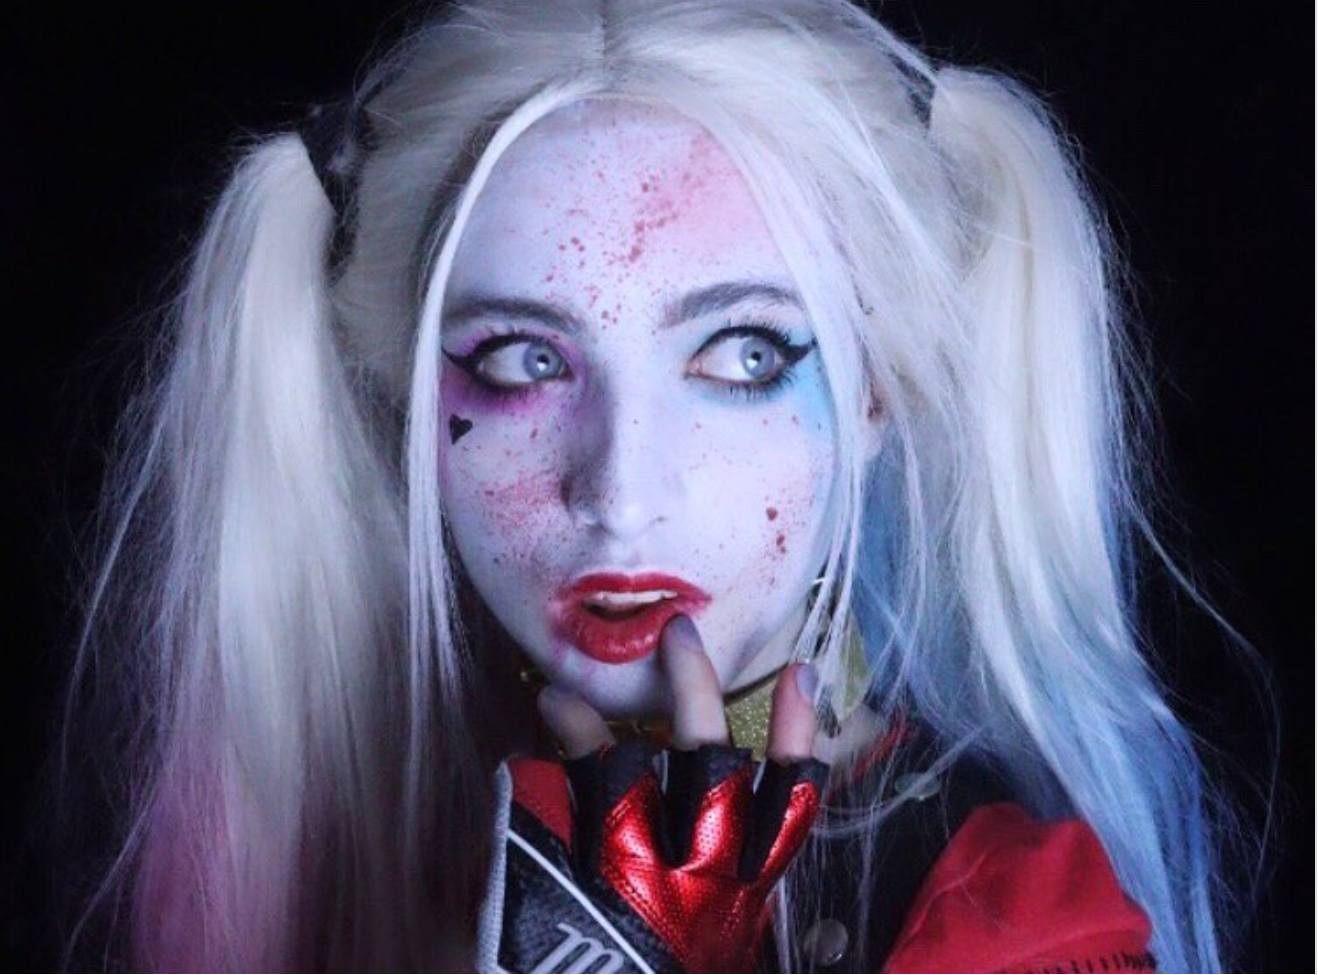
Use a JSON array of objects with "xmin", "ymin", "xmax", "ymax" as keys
[{"xmin": 548, "ymin": 571, "xmax": 712, "ymax": 665}]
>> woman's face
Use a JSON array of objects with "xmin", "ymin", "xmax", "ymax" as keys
[{"xmin": 438, "ymin": 99, "xmax": 839, "ymax": 718}]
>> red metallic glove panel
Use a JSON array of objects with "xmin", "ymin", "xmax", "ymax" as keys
[{"xmin": 599, "ymin": 762, "xmax": 822, "ymax": 971}]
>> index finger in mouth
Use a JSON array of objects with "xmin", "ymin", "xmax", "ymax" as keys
[{"xmin": 659, "ymin": 614, "xmax": 730, "ymax": 749}]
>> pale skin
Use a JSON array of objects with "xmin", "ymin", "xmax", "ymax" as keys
[
  {"xmin": 540, "ymin": 614, "xmax": 819, "ymax": 761},
  {"xmin": 437, "ymin": 97, "xmax": 883, "ymax": 746}
]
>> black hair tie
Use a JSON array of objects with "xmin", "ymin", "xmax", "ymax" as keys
[
  {"xmin": 299, "ymin": 97, "xmax": 362, "ymax": 218},
  {"xmin": 296, "ymin": 87, "xmax": 383, "ymax": 275}
]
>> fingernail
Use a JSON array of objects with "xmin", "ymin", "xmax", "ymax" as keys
[
  {"xmin": 663, "ymin": 613, "xmax": 702, "ymax": 652},
  {"xmin": 795, "ymin": 662, "xmax": 820, "ymax": 701}
]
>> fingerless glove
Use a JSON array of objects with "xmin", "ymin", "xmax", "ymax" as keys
[{"xmin": 477, "ymin": 739, "xmax": 829, "ymax": 973}]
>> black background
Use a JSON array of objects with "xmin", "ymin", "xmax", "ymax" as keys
[{"xmin": 4, "ymin": 1, "xmax": 1312, "ymax": 969}]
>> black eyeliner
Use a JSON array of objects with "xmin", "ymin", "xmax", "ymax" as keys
[
  {"xmin": 441, "ymin": 319, "xmax": 815, "ymax": 401},
  {"xmin": 695, "ymin": 321, "xmax": 815, "ymax": 364}
]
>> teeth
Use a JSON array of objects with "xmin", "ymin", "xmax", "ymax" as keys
[{"xmin": 584, "ymin": 589, "xmax": 677, "ymax": 609}]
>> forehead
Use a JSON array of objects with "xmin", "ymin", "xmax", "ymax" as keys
[{"xmin": 446, "ymin": 98, "xmax": 794, "ymax": 310}]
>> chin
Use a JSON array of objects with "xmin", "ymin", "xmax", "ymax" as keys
[{"xmin": 554, "ymin": 652, "xmax": 671, "ymax": 722}]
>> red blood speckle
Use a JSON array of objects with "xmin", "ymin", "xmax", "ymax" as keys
[
  {"xmin": 766, "ymin": 506, "xmax": 779, "ymax": 521},
  {"xmin": 775, "ymin": 532, "xmax": 787, "ymax": 553},
  {"xmin": 530, "ymin": 427, "xmax": 539, "ymax": 440}
]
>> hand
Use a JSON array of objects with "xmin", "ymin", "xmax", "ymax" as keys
[{"xmin": 476, "ymin": 614, "xmax": 828, "ymax": 974}]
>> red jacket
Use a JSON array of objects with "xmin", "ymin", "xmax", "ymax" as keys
[{"xmin": 771, "ymin": 718, "xmax": 1158, "ymax": 973}]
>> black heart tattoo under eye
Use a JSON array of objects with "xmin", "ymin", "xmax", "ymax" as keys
[{"xmin": 449, "ymin": 414, "xmax": 475, "ymax": 443}]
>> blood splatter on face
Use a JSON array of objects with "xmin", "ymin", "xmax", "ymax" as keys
[{"xmin": 436, "ymin": 98, "xmax": 838, "ymax": 718}]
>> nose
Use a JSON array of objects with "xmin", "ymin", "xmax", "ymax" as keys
[{"xmin": 563, "ymin": 381, "xmax": 685, "ymax": 544}]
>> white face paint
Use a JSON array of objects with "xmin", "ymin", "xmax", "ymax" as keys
[{"xmin": 437, "ymin": 98, "xmax": 839, "ymax": 718}]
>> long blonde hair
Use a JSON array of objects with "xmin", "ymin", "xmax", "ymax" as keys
[{"xmin": 60, "ymin": 1, "xmax": 1274, "ymax": 969}]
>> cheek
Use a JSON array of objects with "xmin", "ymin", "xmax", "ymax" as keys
[
  {"xmin": 751, "ymin": 439, "xmax": 833, "ymax": 590},
  {"xmin": 438, "ymin": 372, "xmax": 572, "ymax": 568},
  {"xmin": 455, "ymin": 469, "xmax": 563, "ymax": 568},
  {"xmin": 683, "ymin": 406, "xmax": 835, "ymax": 590}
]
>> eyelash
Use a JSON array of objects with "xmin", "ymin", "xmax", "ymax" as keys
[{"xmin": 443, "ymin": 320, "xmax": 815, "ymax": 404}]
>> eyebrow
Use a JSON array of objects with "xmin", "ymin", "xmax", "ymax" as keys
[{"xmin": 442, "ymin": 280, "xmax": 803, "ymax": 334}]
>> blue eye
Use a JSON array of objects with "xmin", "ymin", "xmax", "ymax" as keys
[
  {"xmin": 688, "ymin": 322, "xmax": 816, "ymax": 401},
  {"xmin": 443, "ymin": 334, "xmax": 570, "ymax": 393}
]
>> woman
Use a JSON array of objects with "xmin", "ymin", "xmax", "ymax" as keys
[{"xmin": 59, "ymin": 0, "xmax": 1271, "ymax": 970}]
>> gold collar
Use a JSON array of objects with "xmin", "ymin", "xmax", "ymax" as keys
[{"xmin": 595, "ymin": 669, "xmax": 782, "ymax": 760}]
